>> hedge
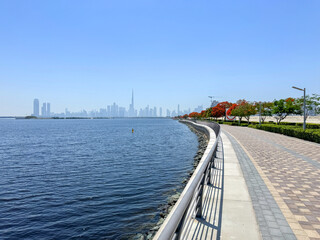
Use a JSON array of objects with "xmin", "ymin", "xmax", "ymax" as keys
[{"xmin": 248, "ymin": 124, "xmax": 320, "ymax": 143}]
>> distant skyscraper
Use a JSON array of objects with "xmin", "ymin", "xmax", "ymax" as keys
[
  {"xmin": 159, "ymin": 107, "xmax": 162, "ymax": 117},
  {"xmin": 33, "ymin": 99, "xmax": 39, "ymax": 117},
  {"xmin": 47, "ymin": 103, "xmax": 50, "ymax": 117},
  {"xmin": 41, "ymin": 103, "xmax": 47, "ymax": 117},
  {"xmin": 128, "ymin": 89, "xmax": 135, "ymax": 117},
  {"xmin": 153, "ymin": 107, "xmax": 157, "ymax": 117},
  {"xmin": 178, "ymin": 104, "xmax": 180, "ymax": 116}
]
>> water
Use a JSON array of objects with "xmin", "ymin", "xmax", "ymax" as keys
[{"xmin": 0, "ymin": 118, "xmax": 198, "ymax": 239}]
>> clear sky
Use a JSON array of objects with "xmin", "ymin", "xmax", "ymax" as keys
[{"xmin": 1, "ymin": 0, "xmax": 319, "ymax": 116}]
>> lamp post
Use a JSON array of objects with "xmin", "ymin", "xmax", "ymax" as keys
[
  {"xmin": 208, "ymin": 96, "xmax": 213, "ymax": 107},
  {"xmin": 259, "ymin": 102, "xmax": 262, "ymax": 126},
  {"xmin": 292, "ymin": 86, "xmax": 306, "ymax": 131}
]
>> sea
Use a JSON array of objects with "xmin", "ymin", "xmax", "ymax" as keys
[{"xmin": 0, "ymin": 118, "xmax": 198, "ymax": 239}]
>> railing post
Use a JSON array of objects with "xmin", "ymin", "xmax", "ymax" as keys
[{"xmin": 196, "ymin": 174, "xmax": 205, "ymax": 218}]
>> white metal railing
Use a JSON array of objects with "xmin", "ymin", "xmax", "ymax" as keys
[{"xmin": 154, "ymin": 120, "xmax": 221, "ymax": 240}]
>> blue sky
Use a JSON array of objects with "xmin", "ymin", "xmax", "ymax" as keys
[{"xmin": 0, "ymin": 0, "xmax": 319, "ymax": 115}]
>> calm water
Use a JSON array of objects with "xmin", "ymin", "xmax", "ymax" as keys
[{"xmin": 0, "ymin": 118, "xmax": 198, "ymax": 240}]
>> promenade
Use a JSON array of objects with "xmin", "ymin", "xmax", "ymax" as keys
[{"xmin": 187, "ymin": 123, "xmax": 320, "ymax": 240}]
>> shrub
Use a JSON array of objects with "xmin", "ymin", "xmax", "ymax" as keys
[{"xmin": 249, "ymin": 124, "xmax": 320, "ymax": 143}]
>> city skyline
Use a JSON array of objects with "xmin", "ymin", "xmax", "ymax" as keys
[{"xmin": 31, "ymin": 91, "xmax": 204, "ymax": 118}]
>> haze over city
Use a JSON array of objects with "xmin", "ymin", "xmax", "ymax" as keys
[{"xmin": 1, "ymin": 1, "xmax": 320, "ymax": 116}]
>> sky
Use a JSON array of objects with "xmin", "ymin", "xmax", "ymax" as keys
[{"xmin": 0, "ymin": 0, "xmax": 320, "ymax": 116}]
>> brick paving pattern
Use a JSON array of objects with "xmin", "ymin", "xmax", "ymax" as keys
[{"xmin": 221, "ymin": 125, "xmax": 320, "ymax": 240}]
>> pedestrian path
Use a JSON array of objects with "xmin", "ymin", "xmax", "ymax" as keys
[{"xmin": 220, "ymin": 125, "xmax": 320, "ymax": 240}]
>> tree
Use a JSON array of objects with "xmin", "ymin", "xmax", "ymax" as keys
[
  {"xmin": 242, "ymin": 102, "xmax": 257, "ymax": 122},
  {"xmin": 296, "ymin": 94, "xmax": 320, "ymax": 119},
  {"xmin": 256, "ymin": 101, "xmax": 274, "ymax": 123},
  {"xmin": 216, "ymin": 101, "xmax": 232, "ymax": 120},
  {"xmin": 211, "ymin": 105, "xmax": 225, "ymax": 120},
  {"xmin": 200, "ymin": 110, "xmax": 207, "ymax": 118},
  {"xmin": 229, "ymin": 100, "xmax": 256, "ymax": 122},
  {"xmin": 272, "ymin": 98, "xmax": 302, "ymax": 124},
  {"xmin": 189, "ymin": 112, "xmax": 200, "ymax": 119},
  {"xmin": 227, "ymin": 103, "xmax": 239, "ymax": 120}
]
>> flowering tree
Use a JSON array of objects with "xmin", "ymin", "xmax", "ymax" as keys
[
  {"xmin": 272, "ymin": 98, "xmax": 302, "ymax": 124},
  {"xmin": 189, "ymin": 112, "xmax": 200, "ymax": 119},
  {"xmin": 211, "ymin": 105, "xmax": 225, "ymax": 120},
  {"xmin": 216, "ymin": 101, "xmax": 232, "ymax": 120},
  {"xmin": 227, "ymin": 103, "xmax": 238, "ymax": 120},
  {"xmin": 200, "ymin": 110, "xmax": 207, "ymax": 118}
]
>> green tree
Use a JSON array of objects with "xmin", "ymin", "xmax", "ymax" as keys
[
  {"xmin": 272, "ymin": 98, "xmax": 302, "ymax": 124},
  {"xmin": 296, "ymin": 94, "xmax": 320, "ymax": 119},
  {"xmin": 230, "ymin": 100, "xmax": 256, "ymax": 122},
  {"xmin": 256, "ymin": 101, "xmax": 274, "ymax": 123}
]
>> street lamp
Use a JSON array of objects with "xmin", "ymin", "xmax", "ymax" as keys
[
  {"xmin": 208, "ymin": 96, "xmax": 213, "ymax": 107},
  {"xmin": 259, "ymin": 102, "xmax": 262, "ymax": 126},
  {"xmin": 292, "ymin": 86, "xmax": 306, "ymax": 131}
]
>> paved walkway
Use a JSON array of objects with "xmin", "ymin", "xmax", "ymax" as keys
[
  {"xmin": 184, "ymin": 130, "xmax": 261, "ymax": 239},
  {"xmin": 221, "ymin": 125, "xmax": 320, "ymax": 240}
]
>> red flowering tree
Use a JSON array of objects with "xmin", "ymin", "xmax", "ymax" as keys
[
  {"xmin": 227, "ymin": 104, "xmax": 238, "ymax": 116},
  {"xmin": 215, "ymin": 101, "xmax": 232, "ymax": 120},
  {"xmin": 200, "ymin": 110, "xmax": 207, "ymax": 118},
  {"xmin": 211, "ymin": 106, "xmax": 225, "ymax": 120},
  {"xmin": 189, "ymin": 112, "xmax": 200, "ymax": 119}
]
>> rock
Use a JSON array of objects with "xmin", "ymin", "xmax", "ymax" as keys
[
  {"xmin": 133, "ymin": 233, "xmax": 145, "ymax": 240},
  {"xmin": 170, "ymin": 193, "xmax": 180, "ymax": 202},
  {"xmin": 157, "ymin": 218, "xmax": 164, "ymax": 225}
]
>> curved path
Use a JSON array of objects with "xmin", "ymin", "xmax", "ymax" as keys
[{"xmin": 221, "ymin": 125, "xmax": 320, "ymax": 240}]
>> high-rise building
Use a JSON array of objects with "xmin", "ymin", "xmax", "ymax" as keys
[
  {"xmin": 33, "ymin": 99, "xmax": 39, "ymax": 117},
  {"xmin": 128, "ymin": 89, "xmax": 135, "ymax": 117},
  {"xmin": 111, "ymin": 102, "xmax": 119, "ymax": 117},
  {"xmin": 178, "ymin": 104, "xmax": 180, "ymax": 116},
  {"xmin": 47, "ymin": 103, "xmax": 51, "ymax": 117},
  {"xmin": 159, "ymin": 107, "xmax": 162, "ymax": 117},
  {"xmin": 41, "ymin": 103, "xmax": 47, "ymax": 117},
  {"xmin": 153, "ymin": 107, "xmax": 157, "ymax": 117}
]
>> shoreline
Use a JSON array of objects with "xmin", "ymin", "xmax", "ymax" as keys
[{"xmin": 134, "ymin": 122, "xmax": 208, "ymax": 240}]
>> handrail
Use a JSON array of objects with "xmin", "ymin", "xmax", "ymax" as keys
[{"xmin": 154, "ymin": 120, "xmax": 221, "ymax": 240}]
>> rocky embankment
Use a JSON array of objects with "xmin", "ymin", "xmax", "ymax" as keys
[{"xmin": 134, "ymin": 122, "xmax": 208, "ymax": 240}]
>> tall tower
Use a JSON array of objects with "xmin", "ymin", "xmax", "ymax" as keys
[
  {"xmin": 33, "ymin": 99, "xmax": 39, "ymax": 117},
  {"xmin": 129, "ymin": 89, "xmax": 135, "ymax": 117}
]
